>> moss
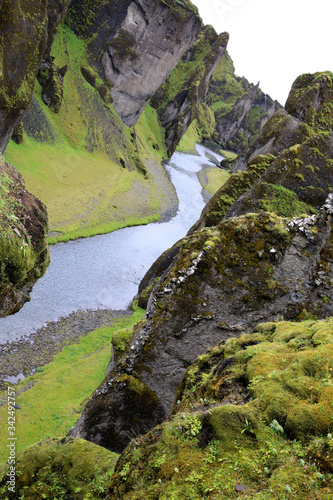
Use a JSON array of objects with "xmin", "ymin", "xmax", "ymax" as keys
[
  {"xmin": 0, "ymin": 437, "xmax": 118, "ymax": 499},
  {"xmin": 205, "ymin": 404, "xmax": 258, "ymax": 449},
  {"xmin": 200, "ymin": 154, "xmax": 276, "ymax": 227},
  {"xmin": 108, "ymin": 318, "xmax": 333, "ymax": 499},
  {"xmin": 285, "ymin": 71, "xmax": 333, "ymax": 132}
]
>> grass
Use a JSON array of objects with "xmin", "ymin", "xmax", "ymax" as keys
[
  {"xmin": 199, "ymin": 167, "xmax": 230, "ymax": 195},
  {"xmin": 4, "ymin": 25, "xmax": 172, "ymax": 244},
  {"xmin": 6, "ymin": 137, "xmax": 163, "ymax": 244},
  {"xmin": 0, "ymin": 305, "xmax": 145, "ymax": 465}
]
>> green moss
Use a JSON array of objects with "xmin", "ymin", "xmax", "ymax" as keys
[
  {"xmin": 0, "ymin": 437, "xmax": 118, "ymax": 499},
  {"xmin": 108, "ymin": 318, "xmax": 333, "ymax": 499},
  {"xmin": 5, "ymin": 26, "xmax": 173, "ymax": 243},
  {"xmin": 259, "ymin": 182, "xmax": 315, "ymax": 217},
  {"xmin": 202, "ymin": 154, "xmax": 276, "ymax": 226}
]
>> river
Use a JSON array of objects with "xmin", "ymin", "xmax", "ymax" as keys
[{"xmin": 0, "ymin": 145, "xmax": 223, "ymax": 343}]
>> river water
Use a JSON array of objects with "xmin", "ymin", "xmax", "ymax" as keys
[{"xmin": 0, "ymin": 145, "xmax": 223, "ymax": 343}]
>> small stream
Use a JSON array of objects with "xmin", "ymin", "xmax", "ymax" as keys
[{"xmin": 0, "ymin": 145, "xmax": 223, "ymax": 343}]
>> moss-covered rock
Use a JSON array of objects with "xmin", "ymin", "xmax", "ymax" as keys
[
  {"xmin": 69, "ymin": 201, "xmax": 333, "ymax": 454},
  {"xmin": 190, "ymin": 153, "xmax": 276, "ymax": 231},
  {"xmin": 0, "ymin": 0, "xmax": 71, "ymax": 153},
  {"xmin": 285, "ymin": 71, "xmax": 333, "ymax": 130},
  {"xmin": 0, "ymin": 437, "xmax": 118, "ymax": 499},
  {"xmin": 66, "ymin": 0, "xmax": 202, "ymax": 127},
  {"xmin": 0, "ymin": 154, "xmax": 49, "ymax": 317},
  {"xmin": 151, "ymin": 27, "xmax": 229, "ymax": 156},
  {"xmin": 107, "ymin": 318, "xmax": 333, "ymax": 499},
  {"xmin": 205, "ymin": 51, "xmax": 281, "ymax": 154}
]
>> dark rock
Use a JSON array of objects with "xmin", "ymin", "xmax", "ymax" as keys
[
  {"xmin": 0, "ymin": 155, "xmax": 50, "ymax": 317},
  {"xmin": 0, "ymin": 0, "xmax": 71, "ymax": 153},
  {"xmin": 69, "ymin": 204, "xmax": 333, "ymax": 453}
]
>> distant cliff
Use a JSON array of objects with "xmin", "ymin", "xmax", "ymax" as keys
[{"xmin": 206, "ymin": 51, "xmax": 282, "ymax": 153}]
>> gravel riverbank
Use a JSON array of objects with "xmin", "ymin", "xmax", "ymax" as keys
[{"xmin": 0, "ymin": 308, "xmax": 132, "ymax": 391}]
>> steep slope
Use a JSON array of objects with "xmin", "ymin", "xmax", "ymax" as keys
[
  {"xmin": 65, "ymin": 0, "xmax": 202, "ymax": 127},
  {"xmin": 4, "ymin": 1, "xmax": 230, "ymax": 243},
  {"xmin": 68, "ymin": 72, "xmax": 333, "ymax": 454},
  {"xmin": 0, "ymin": 0, "xmax": 71, "ymax": 153},
  {"xmin": 150, "ymin": 25, "xmax": 229, "ymax": 156},
  {"xmin": 207, "ymin": 52, "xmax": 281, "ymax": 153}
]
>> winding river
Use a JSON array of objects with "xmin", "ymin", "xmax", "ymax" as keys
[{"xmin": 0, "ymin": 145, "xmax": 223, "ymax": 343}]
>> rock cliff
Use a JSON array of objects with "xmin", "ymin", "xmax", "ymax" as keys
[
  {"xmin": 204, "ymin": 51, "xmax": 281, "ymax": 154},
  {"xmin": 0, "ymin": 155, "xmax": 50, "ymax": 317},
  {"xmin": 0, "ymin": 0, "xmax": 71, "ymax": 154},
  {"xmin": 151, "ymin": 26, "xmax": 229, "ymax": 156},
  {"xmin": 65, "ymin": 0, "xmax": 202, "ymax": 127}
]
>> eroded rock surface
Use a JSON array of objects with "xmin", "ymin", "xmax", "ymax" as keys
[
  {"xmin": 66, "ymin": 0, "xmax": 202, "ymax": 127},
  {"xmin": 0, "ymin": 155, "xmax": 50, "ymax": 317},
  {"xmin": 151, "ymin": 26, "xmax": 229, "ymax": 156}
]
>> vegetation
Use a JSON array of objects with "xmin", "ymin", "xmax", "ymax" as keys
[
  {"xmin": 108, "ymin": 318, "xmax": 333, "ymax": 499},
  {"xmin": 5, "ymin": 25, "xmax": 171, "ymax": 244},
  {"xmin": 0, "ymin": 305, "xmax": 145, "ymax": 465}
]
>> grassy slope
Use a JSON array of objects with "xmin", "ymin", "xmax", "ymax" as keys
[
  {"xmin": 5, "ymin": 25, "xmax": 171, "ymax": 244},
  {"xmin": 0, "ymin": 305, "xmax": 145, "ymax": 465},
  {"xmin": 199, "ymin": 167, "xmax": 230, "ymax": 196}
]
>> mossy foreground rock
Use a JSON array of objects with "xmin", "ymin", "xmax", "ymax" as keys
[
  {"xmin": 69, "ymin": 201, "xmax": 333, "ymax": 452},
  {"xmin": 107, "ymin": 319, "xmax": 333, "ymax": 499},
  {"xmin": 0, "ymin": 155, "xmax": 49, "ymax": 317},
  {"xmin": 0, "ymin": 437, "xmax": 118, "ymax": 499}
]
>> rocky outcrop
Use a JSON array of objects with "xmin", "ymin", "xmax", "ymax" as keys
[
  {"xmin": 151, "ymin": 26, "xmax": 229, "ymax": 156},
  {"xmin": 68, "ymin": 72, "xmax": 333, "ymax": 454},
  {"xmin": 70, "ymin": 203, "xmax": 333, "ymax": 453},
  {"xmin": 65, "ymin": 0, "xmax": 202, "ymax": 127},
  {"xmin": 204, "ymin": 51, "xmax": 281, "ymax": 154},
  {"xmin": 108, "ymin": 318, "xmax": 333, "ymax": 498},
  {"xmin": 0, "ymin": 0, "xmax": 71, "ymax": 153},
  {"xmin": 214, "ymin": 83, "xmax": 281, "ymax": 153},
  {"xmin": 0, "ymin": 155, "xmax": 50, "ymax": 317},
  {"xmin": 232, "ymin": 71, "xmax": 333, "ymax": 173}
]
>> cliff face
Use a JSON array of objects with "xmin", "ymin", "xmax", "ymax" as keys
[
  {"xmin": 151, "ymin": 26, "xmax": 229, "ymax": 156},
  {"xmin": 231, "ymin": 71, "xmax": 333, "ymax": 173},
  {"xmin": 214, "ymin": 83, "xmax": 281, "ymax": 153},
  {"xmin": 0, "ymin": 155, "xmax": 50, "ymax": 317},
  {"xmin": 203, "ymin": 52, "xmax": 281, "ymax": 154},
  {"xmin": 68, "ymin": 72, "xmax": 333, "ymax": 454},
  {"xmin": 0, "ymin": 0, "xmax": 71, "ymax": 154},
  {"xmin": 65, "ymin": 0, "xmax": 202, "ymax": 127}
]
